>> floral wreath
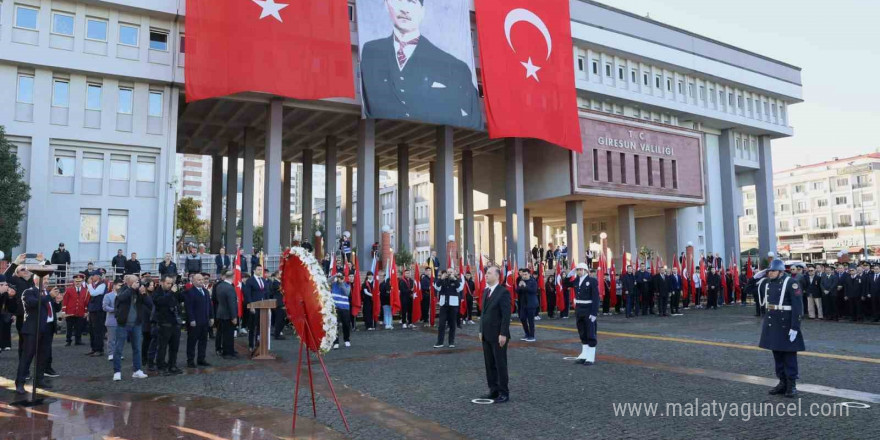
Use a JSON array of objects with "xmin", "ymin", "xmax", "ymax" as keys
[{"xmin": 280, "ymin": 247, "xmax": 337, "ymax": 354}]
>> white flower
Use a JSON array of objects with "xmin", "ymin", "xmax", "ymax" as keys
[{"xmin": 280, "ymin": 247, "xmax": 337, "ymax": 354}]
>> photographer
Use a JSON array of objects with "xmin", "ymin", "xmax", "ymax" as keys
[
  {"xmin": 153, "ymin": 275, "xmax": 184, "ymax": 374},
  {"xmin": 112, "ymin": 275, "xmax": 149, "ymax": 381},
  {"xmin": 433, "ymin": 268, "xmax": 463, "ymax": 348},
  {"xmin": 330, "ymin": 273, "xmax": 351, "ymax": 349}
]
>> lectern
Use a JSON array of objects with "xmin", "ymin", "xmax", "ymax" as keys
[{"xmin": 246, "ymin": 299, "xmax": 277, "ymax": 360}]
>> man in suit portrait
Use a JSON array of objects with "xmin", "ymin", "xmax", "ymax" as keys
[
  {"xmin": 360, "ymin": 0, "xmax": 482, "ymax": 129},
  {"xmin": 477, "ymin": 266, "xmax": 511, "ymax": 403}
]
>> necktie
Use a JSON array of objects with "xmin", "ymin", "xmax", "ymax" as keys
[
  {"xmin": 46, "ymin": 294, "xmax": 52, "ymax": 321},
  {"xmin": 395, "ymin": 34, "xmax": 419, "ymax": 68},
  {"xmin": 258, "ymin": 278, "xmax": 263, "ymax": 290},
  {"xmin": 486, "ymin": 287, "xmax": 493, "ymax": 299}
]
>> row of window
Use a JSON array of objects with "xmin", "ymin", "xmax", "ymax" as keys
[
  {"xmin": 79, "ymin": 209, "xmax": 128, "ymax": 243},
  {"xmin": 590, "ymin": 150, "xmax": 679, "ymax": 190},
  {"xmin": 15, "ymin": 73, "xmax": 163, "ymax": 116},
  {"xmin": 11, "ymin": 4, "xmax": 174, "ymax": 51},
  {"xmin": 774, "ymin": 175, "xmax": 873, "ymax": 197},
  {"xmin": 577, "ymin": 49, "xmax": 788, "ymax": 126},
  {"xmin": 774, "ymin": 212, "xmax": 875, "ymax": 233},
  {"xmin": 54, "ymin": 150, "xmax": 157, "ymax": 182}
]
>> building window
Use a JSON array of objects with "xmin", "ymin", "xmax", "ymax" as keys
[
  {"xmin": 110, "ymin": 156, "xmax": 130, "ymax": 180},
  {"xmin": 54, "ymin": 151, "xmax": 75, "ymax": 176},
  {"xmin": 620, "ymin": 153, "xmax": 626, "ymax": 184},
  {"xmin": 737, "ymin": 95, "xmax": 744, "ymax": 109},
  {"xmin": 763, "ymin": 101, "xmax": 770, "ymax": 116},
  {"xmin": 179, "ymin": 34, "xmax": 186, "ymax": 53},
  {"xmin": 80, "ymin": 209, "xmax": 101, "ymax": 243},
  {"xmin": 118, "ymin": 87, "xmax": 133, "ymax": 114},
  {"xmin": 709, "ymin": 88, "xmax": 715, "ymax": 103},
  {"xmin": 52, "ymin": 79, "xmax": 70, "ymax": 107},
  {"xmin": 699, "ymin": 85, "xmax": 705, "ymax": 100},
  {"xmin": 83, "ymin": 154, "xmax": 103, "ymax": 178},
  {"xmin": 137, "ymin": 157, "xmax": 156, "ymax": 182},
  {"xmin": 697, "ymin": 221, "xmax": 704, "ymax": 232},
  {"xmin": 631, "ymin": 69, "xmax": 637, "ymax": 83},
  {"xmin": 796, "ymin": 201, "xmax": 807, "ymax": 213},
  {"xmin": 647, "ymin": 157, "xmax": 653, "ymax": 186},
  {"xmin": 747, "ymin": 98, "xmax": 753, "ymax": 115},
  {"xmin": 119, "ymin": 23, "xmax": 139, "ymax": 46},
  {"xmin": 605, "ymin": 63, "xmax": 612, "ymax": 77},
  {"xmin": 643, "ymin": 72, "xmax": 649, "ymax": 86},
  {"xmin": 86, "ymin": 83, "xmax": 102, "ymax": 110},
  {"xmin": 148, "ymin": 91, "xmax": 163, "ymax": 117},
  {"xmin": 591, "ymin": 60, "xmax": 598, "ymax": 75},
  {"xmin": 688, "ymin": 83, "xmax": 695, "ymax": 97},
  {"xmin": 771, "ymin": 103, "xmax": 777, "ymax": 118},
  {"xmin": 606, "ymin": 151, "xmax": 613, "ymax": 182},
  {"xmin": 794, "ymin": 184, "xmax": 805, "ymax": 193},
  {"xmin": 347, "ymin": 3, "xmax": 355, "ymax": 21},
  {"xmin": 52, "ymin": 11, "xmax": 75, "ymax": 36},
  {"xmin": 14, "ymin": 5, "xmax": 39, "ymax": 30},
  {"xmin": 779, "ymin": 220, "xmax": 789, "ymax": 231},
  {"xmin": 817, "ymin": 199, "xmax": 828, "ymax": 208},
  {"xmin": 666, "ymin": 78, "xmax": 672, "ymax": 91},
  {"xmin": 618, "ymin": 66, "xmax": 624, "ymax": 80},
  {"xmin": 577, "ymin": 56, "xmax": 584, "ymax": 72},
  {"xmin": 856, "ymin": 174, "xmax": 872, "ymax": 187},
  {"xmin": 780, "ymin": 204, "xmax": 790, "ymax": 212},
  {"xmin": 17, "ymin": 74, "xmax": 34, "ymax": 104},
  {"xmin": 86, "ymin": 18, "xmax": 108, "ymax": 41},
  {"xmin": 862, "ymin": 192, "xmax": 875, "ymax": 203},
  {"xmin": 780, "ymin": 105, "xmax": 787, "ymax": 123},
  {"xmin": 108, "ymin": 211, "xmax": 128, "ymax": 243},
  {"xmin": 839, "ymin": 214, "xmax": 852, "ymax": 226},
  {"xmin": 719, "ymin": 91, "xmax": 725, "ymax": 108},
  {"xmin": 671, "ymin": 160, "xmax": 678, "ymax": 189},
  {"xmin": 659, "ymin": 158, "xmax": 665, "ymax": 187},
  {"xmin": 592, "ymin": 149, "xmax": 599, "ymax": 181},
  {"xmin": 836, "ymin": 178, "xmax": 849, "ymax": 187},
  {"xmin": 677, "ymin": 81, "xmax": 683, "ymax": 94},
  {"xmin": 634, "ymin": 155, "xmax": 640, "ymax": 185},
  {"xmin": 149, "ymin": 29, "xmax": 169, "ymax": 51},
  {"xmin": 835, "ymin": 196, "xmax": 847, "ymax": 205},
  {"xmin": 655, "ymin": 75, "xmax": 661, "ymax": 88}
]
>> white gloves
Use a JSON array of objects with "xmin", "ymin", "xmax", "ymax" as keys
[
  {"xmin": 788, "ymin": 329, "xmax": 797, "ymax": 342},
  {"xmin": 589, "ymin": 315, "xmax": 597, "ymax": 323}
]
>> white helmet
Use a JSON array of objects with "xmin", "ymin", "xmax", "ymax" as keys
[{"xmin": 576, "ymin": 263, "xmax": 589, "ymax": 271}]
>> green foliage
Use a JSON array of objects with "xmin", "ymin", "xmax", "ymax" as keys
[
  {"xmin": 0, "ymin": 126, "xmax": 31, "ymax": 259},
  {"xmin": 253, "ymin": 226, "xmax": 264, "ymax": 253},
  {"xmin": 176, "ymin": 197, "xmax": 205, "ymax": 249},
  {"xmin": 394, "ymin": 248, "xmax": 413, "ymax": 268}
]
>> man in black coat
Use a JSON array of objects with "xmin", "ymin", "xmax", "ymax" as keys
[
  {"xmin": 153, "ymin": 275, "xmax": 184, "ymax": 374},
  {"xmin": 184, "ymin": 274, "xmax": 214, "ymax": 367},
  {"xmin": 214, "ymin": 271, "xmax": 239, "ymax": 358},
  {"xmin": 158, "ymin": 253, "xmax": 178, "ymax": 280},
  {"xmin": 111, "ymin": 249, "xmax": 127, "ymax": 280},
  {"xmin": 621, "ymin": 265, "xmax": 637, "ymax": 318},
  {"xmin": 125, "ymin": 253, "xmax": 141, "ymax": 275},
  {"xmin": 653, "ymin": 267, "xmax": 671, "ymax": 316},
  {"xmin": 50, "ymin": 242, "xmax": 71, "ymax": 283},
  {"xmin": 842, "ymin": 265, "xmax": 863, "ymax": 321},
  {"xmin": 516, "ymin": 268, "xmax": 538, "ymax": 341},
  {"xmin": 758, "ymin": 259, "xmax": 805, "ymax": 398},
  {"xmin": 215, "ymin": 247, "xmax": 231, "ymax": 279},
  {"xmin": 243, "ymin": 266, "xmax": 268, "ymax": 350},
  {"xmin": 399, "ymin": 269, "xmax": 415, "ymax": 328},
  {"xmin": 419, "ymin": 272, "xmax": 431, "ymax": 323},
  {"xmin": 433, "ymin": 268, "xmax": 462, "ymax": 347},
  {"xmin": 667, "ymin": 266, "xmax": 683, "ymax": 315},
  {"xmin": 360, "ymin": 0, "xmax": 482, "ymax": 129},
  {"xmin": 706, "ymin": 267, "xmax": 722, "ymax": 310},
  {"xmin": 14, "ymin": 276, "xmax": 61, "ymax": 394},
  {"xmin": 477, "ymin": 266, "xmax": 511, "ymax": 403}
]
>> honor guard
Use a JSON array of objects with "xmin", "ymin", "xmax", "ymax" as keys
[
  {"xmin": 563, "ymin": 263, "xmax": 600, "ymax": 365},
  {"xmin": 757, "ymin": 259, "xmax": 805, "ymax": 398}
]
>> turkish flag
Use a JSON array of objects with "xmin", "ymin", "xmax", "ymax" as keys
[
  {"xmin": 476, "ymin": 0, "xmax": 581, "ymax": 152},
  {"xmin": 185, "ymin": 0, "xmax": 355, "ymax": 102}
]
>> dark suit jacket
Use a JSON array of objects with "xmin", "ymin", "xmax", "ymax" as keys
[
  {"xmin": 184, "ymin": 286, "xmax": 214, "ymax": 325},
  {"xmin": 361, "ymin": 35, "xmax": 482, "ymax": 129},
  {"xmin": 20, "ymin": 287, "xmax": 56, "ymax": 335},
  {"xmin": 479, "ymin": 284, "xmax": 511, "ymax": 341},
  {"xmin": 653, "ymin": 274, "xmax": 670, "ymax": 297},
  {"xmin": 215, "ymin": 255, "xmax": 231, "ymax": 275},
  {"xmin": 243, "ymin": 276, "xmax": 268, "ymax": 305},
  {"xmin": 666, "ymin": 274, "xmax": 682, "ymax": 292},
  {"xmin": 870, "ymin": 273, "xmax": 880, "ymax": 297},
  {"xmin": 214, "ymin": 281, "xmax": 238, "ymax": 320}
]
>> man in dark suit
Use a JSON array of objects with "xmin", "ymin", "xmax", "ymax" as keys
[
  {"xmin": 621, "ymin": 265, "xmax": 637, "ymax": 318},
  {"xmin": 653, "ymin": 267, "xmax": 671, "ymax": 316},
  {"xmin": 243, "ymin": 265, "xmax": 268, "ymax": 350},
  {"xmin": 184, "ymin": 274, "xmax": 214, "ymax": 367},
  {"xmin": 14, "ymin": 275, "xmax": 61, "ymax": 394},
  {"xmin": 215, "ymin": 247, "xmax": 231, "ymax": 279},
  {"xmin": 360, "ymin": 0, "xmax": 482, "ymax": 129},
  {"xmin": 477, "ymin": 266, "xmax": 511, "ymax": 403},
  {"xmin": 214, "ymin": 271, "xmax": 239, "ymax": 358},
  {"xmin": 153, "ymin": 275, "xmax": 184, "ymax": 375},
  {"xmin": 667, "ymin": 266, "xmax": 683, "ymax": 315}
]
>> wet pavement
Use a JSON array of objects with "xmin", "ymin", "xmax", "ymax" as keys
[{"xmin": 0, "ymin": 305, "xmax": 878, "ymax": 439}]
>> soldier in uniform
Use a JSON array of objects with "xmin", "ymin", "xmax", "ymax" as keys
[
  {"xmin": 563, "ymin": 263, "xmax": 600, "ymax": 365},
  {"xmin": 757, "ymin": 259, "xmax": 805, "ymax": 398}
]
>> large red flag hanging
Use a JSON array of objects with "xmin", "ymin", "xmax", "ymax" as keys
[
  {"xmin": 389, "ymin": 254, "xmax": 400, "ymax": 315},
  {"xmin": 460, "ymin": 263, "xmax": 471, "ymax": 316},
  {"xmin": 746, "ymin": 255, "xmax": 754, "ymax": 280},
  {"xmin": 475, "ymin": 0, "xmax": 581, "ymax": 151},
  {"xmin": 555, "ymin": 262, "xmax": 564, "ymax": 314},
  {"xmin": 185, "ymin": 0, "xmax": 354, "ymax": 102},
  {"xmin": 720, "ymin": 264, "xmax": 728, "ymax": 300},
  {"xmin": 699, "ymin": 256, "xmax": 708, "ymax": 300},
  {"xmin": 507, "ymin": 260, "xmax": 517, "ymax": 313},
  {"xmin": 476, "ymin": 255, "xmax": 486, "ymax": 311},
  {"xmin": 351, "ymin": 253, "xmax": 362, "ymax": 317},
  {"xmin": 596, "ymin": 253, "xmax": 606, "ymax": 301},
  {"xmin": 371, "ymin": 254, "xmax": 380, "ymax": 324},
  {"xmin": 609, "ymin": 261, "xmax": 617, "ymax": 308},
  {"xmin": 568, "ymin": 260, "xmax": 577, "ymax": 310},
  {"xmin": 412, "ymin": 263, "xmax": 422, "ymax": 323},
  {"xmin": 538, "ymin": 262, "xmax": 547, "ymax": 312},
  {"xmin": 234, "ymin": 248, "xmax": 243, "ymax": 318}
]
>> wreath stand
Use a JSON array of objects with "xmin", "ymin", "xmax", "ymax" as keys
[{"xmin": 291, "ymin": 315, "xmax": 350, "ymax": 434}]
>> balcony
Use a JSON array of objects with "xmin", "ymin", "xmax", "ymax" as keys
[
  {"xmin": 838, "ymin": 222, "xmax": 853, "ymax": 227},
  {"xmin": 855, "ymin": 221, "xmax": 876, "ymax": 227},
  {"xmin": 853, "ymin": 182, "xmax": 872, "ymax": 189}
]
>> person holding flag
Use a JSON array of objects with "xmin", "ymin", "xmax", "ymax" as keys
[
  {"xmin": 697, "ymin": 255, "xmax": 708, "ymax": 309},
  {"xmin": 544, "ymin": 272, "xmax": 557, "ymax": 318},
  {"xmin": 419, "ymin": 268, "xmax": 432, "ymax": 324},
  {"xmin": 556, "ymin": 263, "xmax": 568, "ymax": 319},
  {"xmin": 462, "ymin": 270, "xmax": 476, "ymax": 324},
  {"xmin": 412, "ymin": 264, "xmax": 423, "ymax": 324},
  {"xmin": 399, "ymin": 268, "xmax": 416, "ymax": 329},
  {"xmin": 379, "ymin": 270, "xmax": 393, "ymax": 330},
  {"xmin": 351, "ymin": 254, "xmax": 363, "ymax": 329},
  {"xmin": 563, "ymin": 263, "xmax": 600, "ymax": 365},
  {"xmin": 362, "ymin": 271, "xmax": 376, "ymax": 330}
]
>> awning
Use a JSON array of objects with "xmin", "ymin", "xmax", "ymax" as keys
[
  {"xmin": 848, "ymin": 246, "xmax": 864, "ymax": 253},
  {"xmin": 793, "ymin": 248, "xmax": 824, "ymax": 254}
]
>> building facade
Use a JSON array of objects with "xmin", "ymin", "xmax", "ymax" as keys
[
  {"xmin": 741, "ymin": 153, "xmax": 879, "ymax": 262},
  {"xmin": 3, "ymin": 0, "xmax": 802, "ymax": 269},
  {"xmin": 176, "ymin": 153, "xmax": 211, "ymax": 220}
]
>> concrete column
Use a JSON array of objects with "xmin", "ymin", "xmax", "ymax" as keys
[
  {"xmin": 241, "ymin": 129, "xmax": 256, "ymax": 253},
  {"xmin": 461, "ymin": 149, "xmax": 475, "ymax": 263},
  {"xmin": 210, "ymin": 155, "xmax": 223, "ymax": 253},
  {"xmin": 487, "ymin": 214, "xmax": 496, "ymax": 261},
  {"xmin": 225, "ymin": 143, "xmax": 239, "ymax": 252},
  {"xmin": 280, "ymin": 161, "xmax": 292, "ymax": 248},
  {"xmin": 325, "ymin": 136, "xmax": 338, "ymax": 258},
  {"xmin": 533, "ymin": 217, "xmax": 544, "ymax": 249},
  {"xmin": 505, "ymin": 138, "xmax": 526, "ymax": 266},
  {"xmin": 755, "ymin": 136, "xmax": 777, "ymax": 260},
  {"xmin": 397, "ymin": 144, "xmax": 410, "ymax": 252},
  {"xmin": 342, "ymin": 166, "xmax": 353, "ymax": 237},
  {"xmin": 566, "ymin": 201, "xmax": 585, "ymax": 265},
  {"xmin": 718, "ymin": 129, "xmax": 738, "ymax": 261},
  {"xmin": 617, "ymin": 205, "xmax": 637, "ymax": 264},
  {"xmin": 374, "ymin": 156, "xmax": 381, "ymax": 241},
  {"xmin": 356, "ymin": 119, "xmax": 376, "ymax": 260},
  {"xmin": 664, "ymin": 208, "xmax": 679, "ymax": 264},
  {"xmin": 263, "ymin": 100, "xmax": 283, "ymax": 255},
  {"xmin": 429, "ymin": 161, "xmax": 436, "ymax": 251},
  {"xmin": 434, "ymin": 126, "xmax": 455, "ymax": 269},
  {"xmin": 524, "ymin": 209, "xmax": 532, "ymax": 252},
  {"xmin": 302, "ymin": 149, "xmax": 314, "ymax": 243}
]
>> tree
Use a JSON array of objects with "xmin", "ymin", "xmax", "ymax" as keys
[
  {"xmin": 176, "ymin": 197, "xmax": 205, "ymax": 250},
  {"xmin": 394, "ymin": 248, "xmax": 413, "ymax": 269},
  {"xmin": 253, "ymin": 226, "xmax": 264, "ymax": 253},
  {"xmin": 0, "ymin": 126, "xmax": 30, "ymax": 259}
]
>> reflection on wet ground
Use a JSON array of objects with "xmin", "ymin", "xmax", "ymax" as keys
[{"xmin": 0, "ymin": 388, "xmax": 343, "ymax": 440}]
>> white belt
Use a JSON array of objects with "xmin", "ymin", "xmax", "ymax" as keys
[
  {"xmin": 767, "ymin": 305, "xmax": 791, "ymax": 311},
  {"xmin": 574, "ymin": 300, "xmax": 593, "ymax": 305}
]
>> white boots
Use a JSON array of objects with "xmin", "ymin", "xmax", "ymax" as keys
[{"xmin": 575, "ymin": 344, "xmax": 596, "ymax": 365}]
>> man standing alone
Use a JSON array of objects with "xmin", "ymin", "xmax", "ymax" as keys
[
  {"xmin": 477, "ymin": 266, "xmax": 510, "ymax": 403},
  {"xmin": 184, "ymin": 274, "xmax": 214, "ymax": 367},
  {"xmin": 516, "ymin": 268, "xmax": 538, "ymax": 342}
]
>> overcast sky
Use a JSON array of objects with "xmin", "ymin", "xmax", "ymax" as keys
[{"xmin": 594, "ymin": 0, "xmax": 879, "ymax": 166}]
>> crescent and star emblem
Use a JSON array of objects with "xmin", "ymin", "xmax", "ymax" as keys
[{"xmin": 504, "ymin": 8, "xmax": 553, "ymax": 82}]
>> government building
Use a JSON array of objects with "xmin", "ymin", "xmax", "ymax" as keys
[{"xmin": 2, "ymin": 0, "xmax": 802, "ymax": 269}]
